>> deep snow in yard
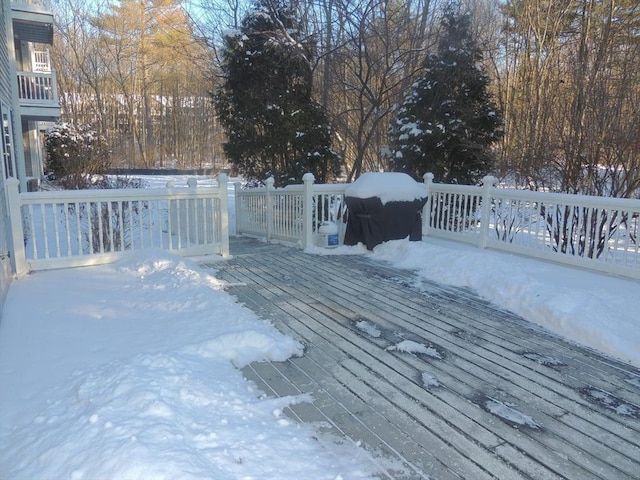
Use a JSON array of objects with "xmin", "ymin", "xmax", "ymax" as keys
[{"xmin": 1, "ymin": 174, "xmax": 638, "ymax": 479}]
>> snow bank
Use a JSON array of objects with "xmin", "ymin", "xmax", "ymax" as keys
[
  {"xmin": 344, "ymin": 172, "xmax": 426, "ymax": 204},
  {"xmin": 305, "ymin": 236, "xmax": 638, "ymax": 367},
  {"xmin": 0, "ymin": 252, "xmax": 379, "ymax": 479}
]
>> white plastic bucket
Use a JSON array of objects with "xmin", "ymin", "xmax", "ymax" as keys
[{"xmin": 318, "ymin": 222, "xmax": 339, "ymax": 248}]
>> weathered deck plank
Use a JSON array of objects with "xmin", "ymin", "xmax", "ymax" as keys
[{"xmin": 210, "ymin": 237, "xmax": 640, "ymax": 480}]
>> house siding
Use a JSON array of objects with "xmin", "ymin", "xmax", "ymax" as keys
[
  {"xmin": 1, "ymin": 2, "xmax": 14, "ymax": 317},
  {"xmin": 0, "ymin": 175, "xmax": 11, "ymax": 319}
]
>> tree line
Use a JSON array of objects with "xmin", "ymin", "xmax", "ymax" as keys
[{"xmin": 51, "ymin": 0, "xmax": 639, "ymax": 197}]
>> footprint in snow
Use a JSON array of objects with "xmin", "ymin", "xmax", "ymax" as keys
[
  {"xmin": 386, "ymin": 340, "xmax": 442, "ymax": 359},
  {"xmin": 484, "ymin": 398, "xmax": 541, "ymax": 429},
  {"xmin": 421, "ymin": 372, "xmax": 440, "ymax": 388},
  {"xmin": 523, "ymin": 352, "xmax": 564, "ymax": 367},
  {"xmin": 354, "ymin": 320, "xmax": 381, "ymax": 338},
  {"xmin": 581, "ymin": 387, "xmax": 640, "ymax": 418}
]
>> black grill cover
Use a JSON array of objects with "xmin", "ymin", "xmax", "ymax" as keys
[{"xmin": 344, "ymin": 196, "xmax": 427, "ymax": 250}]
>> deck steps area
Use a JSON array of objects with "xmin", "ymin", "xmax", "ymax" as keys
[{"xmin": 209, "ymin": 236, "xmax": 640, "ymax": 480}]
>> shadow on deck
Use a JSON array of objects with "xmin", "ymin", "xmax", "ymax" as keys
[{"xmin": 210, "ymin": 236, "xmax": 640, "ymax": 480}]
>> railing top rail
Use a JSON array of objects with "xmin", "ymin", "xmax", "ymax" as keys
[
  {"xmin": 428, "ymin": 182, "xmax": 640, "ymax": 209},
  {"xmin": 17, "ymin": 70, "xmax": 54, "ymax": 77},
  {"xmin": 237, "ymin": 183, "xmax": 347, "ymax": 194},
  {"xmin": 19, "ymin": 185, "xmax": 223, "ymax": 203},
  {"xmin": 312, "ymin": 183, "xmax": 349, "ymax": 193},
  {"xmin": 488, "ymin": 187, "xmax": 640, "ymax": 209},
  {"xmin": 277, "ymin": 185, "xmax": 304, "ymax": 192},
  {"xmin": 236, "ymin": 187, "xmax": 269, "ymax": 195},
  {"xmin": 427, "ymin": 183, "xmax": 481, "ymax": 194}
]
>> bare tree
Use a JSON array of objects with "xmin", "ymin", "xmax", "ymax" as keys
[
  {"xmin": 498, "ymin": 0, "xmax": 639, "ymax": 197},
  {"xmin": 53, "ymin": 0, "xmax": 220, "ymax": 170},
  {"xmin": 52, "ymin": 0, "xmax": 110, "ymax": 135},
  {"xmin": 314, "ymin": 0, "xmax": 437, "ymax": 180}
]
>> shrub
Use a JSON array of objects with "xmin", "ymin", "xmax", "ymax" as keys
[{"xmin": 45, "ymin": 122, "xmax": 111, "ymax": 189}]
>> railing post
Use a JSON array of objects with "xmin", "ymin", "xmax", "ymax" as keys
[
  {"xmin": 187, "ymin": 177, "xmax": 198, "ymax": 245},
  {"xmin": 234, "ymin": 181, "xmax": 241, "ymax": 237},
  {"xmin": 422, "ymin": 172, "xmax": 434, "ymax": 237},
  {"xmin": 217, "ymin": 174, "xmax": 230, "ymax": 257},
  {"xmin": 303, "ymin": 172, "xmax": 315, "ymax": 250},
  {"xmin": 6, "ymin": 178, "xmax": 27, "ymax": 275},
  {"xmin": 166, "ymin": 180, "xmax": 177, "ymax": 249},
  {"xmin": 265, "ymin": 177, "xmax": 275, "ymax": 242},
  {"xmin": 51, "ymin": 68, "xmax": 58, "ymax": 101},
  {"xmin": 479, "ymin": 175, "xmax": 497, "ymax": 248}
]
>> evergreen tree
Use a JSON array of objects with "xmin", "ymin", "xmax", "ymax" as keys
[
  {"xmin": 214, "ymin": 0, "xmax": 341, "ymax": 187},
  {"xmin": 390, "ymin": 3, "xmax": 503, "ymax": 184}
]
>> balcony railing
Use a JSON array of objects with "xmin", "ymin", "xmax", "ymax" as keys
[
  {"xmin": 32, "ymin": 50, "xmax": 51, "ymax": 73},
  {"xmin": 17, "ymin": 70, "xmax": 58, "ymax": 105}
]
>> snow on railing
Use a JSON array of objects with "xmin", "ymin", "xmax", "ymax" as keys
[
  {"xmin": 6, "ymin": 176, "xmax": 229, "ymax": 274},
  {"xmin": 236, "ymin": 173, "xmax": 640, "ymax": 279}
]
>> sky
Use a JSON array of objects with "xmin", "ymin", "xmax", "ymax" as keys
[{"xmin": 0, "ymin": 174, "xmax": 638, "ymax": 479}]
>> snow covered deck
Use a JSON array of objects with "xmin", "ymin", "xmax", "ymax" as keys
[{"xmin": 214, "ymin": 237, "xmax": 640, "ymax": 480}]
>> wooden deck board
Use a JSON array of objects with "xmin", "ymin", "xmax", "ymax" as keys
[
  {"xmin": 209, "ymin": 237, "xmax": 640, "ymax": 480},
  {"xmin": 274, "ymin": 251, "xmax": 640, "ymax": 431}
]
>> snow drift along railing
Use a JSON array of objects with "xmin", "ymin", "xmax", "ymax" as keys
[
  {"xmin": 236, "ymin": 172, "xmax": 639, "ymax": 279},
  {"xmin": 6, "ymin": 176, "xmax": 229, "ymax": 274},
  {"xmin": 235, "ymin": 173, "xmax": 348, "ymax": 248},
  {"xmin": 423, "ymin": 173, "xmax": 640, "ymax": 279}
]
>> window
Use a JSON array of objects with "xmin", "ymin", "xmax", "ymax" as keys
[{"xmin": 1, "ymin": 103, "xmax": 16, "ymax": 179}]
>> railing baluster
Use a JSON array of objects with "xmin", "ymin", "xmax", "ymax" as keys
[
  {"xmin": 106, "ymin": 201, "xmax": 114, "ymax": 252},
  {"xmin": 40, "ymin": 203, "xmax": 50, "ymax": 259},
  {"xmin": 52, "ymin": 202, "xmax": 61, "ymax": 258},
  {"xmin": 140, "ymin": 200, "xmax": 146, "ymax": 248},
  {"xmin": 75, "ymin": 201, "xmax": 82, "ymax": 255},
  {"xmin": 63, "ymin": 202, "xmax": 72, "ymax": 256},
  {"xmin": 28, "ymin": 204, "xmax": 38, "ymax": 260},
  {"xmin": 176, "ymin": 199, "xmax": 183, "ymax": 250},
  {"xmin": 97, "ymin": 202, "xmax": 105, "ymax": 253},
  {"xmin": 117, "ymin": 201, "xmax": 125, "ymax": 251},
  {"xmin": 612, "ymin": 210, "xmax": 625, "ymax": 265},
  {"xmin": 131, "ymin": 200, "xmax": 136, "ymax": 249}
]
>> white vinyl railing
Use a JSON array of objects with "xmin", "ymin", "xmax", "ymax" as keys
[
  {"xmin": 423, "ymin": 174, "xmax": 640, "ymax": 278},
  {"xmin": 235, "ymin": 173, "xmax": 640, "ymax": 279},
  {"xmin": 235, "ymin": 173, "xmax": 348, "ymax": 247},
  {"xmin": 17, "ymin": 70, "xmax": 58, "ymax": 103},
  {"xmin": 6, "ymin": 176, "xmax": 229, "ymax": 274}
]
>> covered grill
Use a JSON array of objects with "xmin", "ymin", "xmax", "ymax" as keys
[{"xmin": 343, "ymin": 172, "xmax": 427, "ymax": 250}]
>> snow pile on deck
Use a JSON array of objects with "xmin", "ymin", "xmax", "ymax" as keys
[
  {"xmin": 0, "ymin": 252, "xmax": 380, "ymax": 479},
  {"xmin": 371, "ymin": 238, "xmax": 640, "ymax": 367},
  {"xmin": 306, "ymin": 234, "xmax": 639, "ymax": 367},
  {"xmin": 344, "ymin": 172, "xmax": 426, "ymax": 204}
]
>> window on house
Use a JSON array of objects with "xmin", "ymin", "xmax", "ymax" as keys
[{"xmin": 1, "ymin": 103, "xmax": 16, "ymax": 179}]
